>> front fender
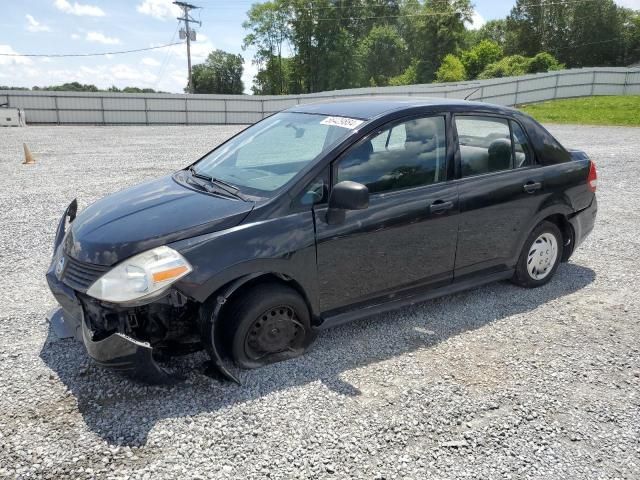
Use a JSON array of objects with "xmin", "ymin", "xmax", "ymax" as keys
[{"xmin": 170, "ymin": 211, "xmax": 320, "ymax": 314}]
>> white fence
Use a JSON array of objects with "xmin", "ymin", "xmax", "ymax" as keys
[{"xmin": 1, "ymin": 67, "xmax": 639, "ymax": 125}]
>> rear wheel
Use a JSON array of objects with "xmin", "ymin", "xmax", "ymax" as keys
[
  {"xmin": 224, "ymin": 283, "xmax": 314, "ymax": 369},
  {"xmin": 512, "ymin": 221, "xmax": 564, "ymax": 288}
]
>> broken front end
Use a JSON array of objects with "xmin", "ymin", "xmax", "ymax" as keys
[{"xmin": 45, "ymin": 200, "xmax": 233, "ymax": 384}]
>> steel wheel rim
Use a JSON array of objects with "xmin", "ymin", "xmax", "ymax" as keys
[
  {"xmin": 245, "ymin": 305, "xmax": 304, "ymax": 360},
  {"xmin": 527, "ymin": 232, "xmax": 558, "ymax": 280}
]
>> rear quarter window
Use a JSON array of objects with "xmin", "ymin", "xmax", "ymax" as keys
[{"xmin": 518, "ymin": 115, "xmax": 571, "ymax": 165}]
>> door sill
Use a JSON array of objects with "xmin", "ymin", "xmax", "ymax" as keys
[{"xmin": 314, "ymin": 269, "xmax": 514, "ymax": 331}]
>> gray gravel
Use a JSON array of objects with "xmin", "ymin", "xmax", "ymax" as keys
[{"xmin": 0, "ymin": 124, "xmax": 639, "ymax": 479}]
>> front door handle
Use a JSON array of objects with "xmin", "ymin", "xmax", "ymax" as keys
[
  {"xmin": 523, "ymin": 181, "xmax": 542, "ymax": 194},
  {"xmin": 429, "ymin": 200, "xmax": 454, "ymax": 214}
]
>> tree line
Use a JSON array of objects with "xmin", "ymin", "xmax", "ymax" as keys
[
  {"xmin": 0, "ymin": 82, "xmax": 166, "ymax": 93},
  {"xmin": 228, "ymin": 0, "xmax": 639, "ymax": 95}
]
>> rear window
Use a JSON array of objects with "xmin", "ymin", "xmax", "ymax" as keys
[{"xmin": 519, "ymin": 115, "xmax": 570, "ymax": 165}]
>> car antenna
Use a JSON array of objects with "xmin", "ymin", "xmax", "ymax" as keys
[{"xmin": 464, "ymin": 87, "xmax": 481, "ymax": 101}]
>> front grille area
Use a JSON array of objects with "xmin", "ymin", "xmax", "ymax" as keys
[{"xmin": 62, "ymin": 255, "xmax": 110, "ymax": 292}]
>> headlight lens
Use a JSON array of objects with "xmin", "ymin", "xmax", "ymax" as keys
[{"xmin": 86, "ymin": 246, "xmax": 192, "ymax": 303}]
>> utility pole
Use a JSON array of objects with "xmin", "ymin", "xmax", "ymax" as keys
[{"xmin": 174, "ymin": 1, "xmax": 201, "ymax": 94}]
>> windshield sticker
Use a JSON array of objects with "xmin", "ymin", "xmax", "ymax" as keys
[{"xmin": 320, "ymin": 116, "xmax": 364, "ymax": 130}]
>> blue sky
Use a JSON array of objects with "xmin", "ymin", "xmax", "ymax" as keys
[{"xmin": 2, "ymin": 0, "xmax": 639, "ymax": 93}]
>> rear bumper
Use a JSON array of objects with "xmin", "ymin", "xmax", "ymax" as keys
[{"xmin": 570, "ymin": 195, "xmax": 597, "ymax": 251}]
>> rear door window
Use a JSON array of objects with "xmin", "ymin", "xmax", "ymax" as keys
[{"xmin": 455, "ymin": 116, "xmax": 514, "ymax": 177}]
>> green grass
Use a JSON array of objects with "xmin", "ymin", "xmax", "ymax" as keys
[{"xmin": 518, "ymin": 96, "xmax": 640, "ymax": 126}]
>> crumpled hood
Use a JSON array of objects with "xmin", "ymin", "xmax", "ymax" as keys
[{"xmin": 65, "ymin": 174, "xmax": 254, "ymax": 265}]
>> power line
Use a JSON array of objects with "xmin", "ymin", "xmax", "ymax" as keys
[
  {"xmin": 221, "ymin": 0, "xmax": 596, "ymax": 9},
  {"xmin": 550, "ymin": 38, "xmax": 620, "ymax": 51},
  {"xmin": 314, "ymin": 12, "xmax": 469, "ymax": 21},
  {"xmin": 0, "ymin": 42, "xmax": 184, "ymax": 58},
  {"xmin": 155, "ymin": 23, "xmax": 181, "ymax": 90}
]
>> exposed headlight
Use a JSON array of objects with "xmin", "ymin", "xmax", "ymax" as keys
[{"xmin": 86, "ymin": 246, "xmax": 192, "ymax": 303}]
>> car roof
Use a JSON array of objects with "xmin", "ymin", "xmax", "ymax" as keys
[{"xmin": 287, "ymin": 97, "xmax": 518, "ymax": 120}]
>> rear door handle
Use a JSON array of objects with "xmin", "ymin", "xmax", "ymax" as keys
[
  {"xmin": 429, "ymin": 200, "xmax": 454, "ymax": 214},
  {"xmin": 523, "ymin": 181, "xmax": 542, "ymax": 194}
]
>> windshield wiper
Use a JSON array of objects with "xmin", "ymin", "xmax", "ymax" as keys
[{"xmin": 187, "ymin": 166, "xmax": 249, "ymax": 201}]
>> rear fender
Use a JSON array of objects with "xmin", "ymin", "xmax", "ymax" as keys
[{"xmin": 510, "ymin": 201, "xmax": 574, "ymax": 267}]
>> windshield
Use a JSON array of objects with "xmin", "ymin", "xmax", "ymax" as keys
[{"xmin": 192, "ymin": 112, "xmax": 362, "ymax": 196}]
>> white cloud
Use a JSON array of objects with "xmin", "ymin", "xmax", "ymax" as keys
[
  {"xmin": 242, "ymin": 59, "xmax": 258, "ymax": 94},
  {"xmin": 111, "ymin": 64, "xmax": 158, "ymax": 83},
  {"xmin": 150, "ymin": 66, "xmax": 185, "ymax": 92},
  {"xmin": 25, "ymin": 14, "xmax": 51, "ymax": 32},
  {"xmin": 54, "ymin": 0, "xmax": 105, "ymax": 17},
  {"xmin": 86, "ymin": 32, "xmax": 121, "ymax": 45},
  {"xmin": 137, "ymin": 0, "xmax": 181, "ymax": 20},
  {"xmin": 5, "ymin": 62, "xmax": 163, "ymax": 90},
  {"xmin": 70, "ymin": 33, "xmax": 80, "ymax": 40},
  {"xmin": 142, "ymin": 57, "xmax": 161, "ymax": 67},
  {"xmin": 0, "ymin": 45, "xmax": 33, "ymax": 66},
  {"xmin": 189, "ymin": 34, "xmax": 215, "ymax": 62},
  {"xmin": 615, "ymin": 0, "xmax": 640, "ymax": 8},
  {"xmin": 466, "ymin": 10, "xmax": 486, "ymax": 31}
]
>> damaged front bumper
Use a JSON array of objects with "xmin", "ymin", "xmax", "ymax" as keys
[
  {"xmin": 80, "ymin": 313, "xmax": 179, "ymax": 384},
  {"xmin": 46, "ymin": 199, "xmax": 241, "ymax": 385},
  {"xmin": 45, "ymin": 199, "xmax": 180, "ymax": 384},
  {"xmin": 46, "ymin": 267, "xmax": 179, "ymax": 384}
]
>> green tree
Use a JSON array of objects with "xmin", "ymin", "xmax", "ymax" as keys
[
  {"xmin": 357, "ymin": 25, "xmax": 408, "ymax": 86},
  {"xmin": 35, "ymin": 82, "xmax": 99, "ymax": 92},
  {"xmin": 478, "ymin": 55, "xmax": 530, "ymax": 79},
  {"xmin": 461, "ymin": 40, "xmax": 503, "ymax": 79},
  {"xmin": 507, "ymin": 0, "xmax": 571, "ymax": 57},
  {"xmin": 565, "ymin": 0, "xmax": 627, "ymax": 67},
  {"xmin": 621, "ymin": 9, "xmax": 640, "ymax": 65},
  {"xmin": 388, "ymin": 61, "xmax": 419, "ymax": 86},
  {"xmin": 243, "ymin": 0, "xmax": 290, "ymax": 94},
  {"xmin": 528, "ymin": 52, "xmax": 564, "ymax": 73},
  {"xmin": 475, "ymin": 19, "xmax": 508, "ymax": 47},
  {"xmin": 505, "ymin": 0, "xmax": 639, "ymax": 68},
  {"xmin": 435, "ymin": 54, "xmax": 466, "ymax": 82},
  {"xmin": 403, "ymin": 0, "xmax": 473, "ymax": 83},
  {"xmin": 190, "ymin": 50, "xmax": 244, "ymax": 94}
]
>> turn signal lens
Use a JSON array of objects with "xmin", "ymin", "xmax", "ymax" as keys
[
  {"xmin": 152, "ymin": 265, "xmax": 189, "ymax": 283},
  {"xmin": 587, "ymin": 160, "xmax": 597, "ymax": 193}
]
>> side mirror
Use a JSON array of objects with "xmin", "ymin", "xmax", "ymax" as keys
[{"xmin": 326, "ymin": 181, "xmax": 369, "ymax": 224}]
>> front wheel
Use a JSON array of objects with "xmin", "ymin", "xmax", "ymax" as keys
[
  {"xmin": 223, "ymin": 283, "xmax": 315, "ymax": 369},
  {"xmin": 512, "ymin": 221, "xmax": 564, "ymax": 288}
]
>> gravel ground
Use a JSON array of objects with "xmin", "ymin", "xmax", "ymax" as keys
[{"xmin": 0, "ymin": 124, "xmax": 638, "ymax": 479}]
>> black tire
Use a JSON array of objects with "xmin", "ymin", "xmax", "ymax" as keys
[
  {"xmin": 223, "ymin": 283, "xmax": 315, "ymax": 369},
  {"xmin": 512, "ymin": 221, "xmax": 564, "ymax": 288}
]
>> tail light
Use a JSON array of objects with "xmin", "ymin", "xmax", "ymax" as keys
[{"xmin": 587, "ymin": 160, "xmax": 597, "ymax": 193}]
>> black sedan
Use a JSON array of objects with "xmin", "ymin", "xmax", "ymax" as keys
[{"xmin": 46, "ymin": 98, "xmax": 598, "ymax": 383}]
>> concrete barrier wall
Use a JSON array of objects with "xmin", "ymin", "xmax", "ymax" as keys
[{"xmin": 1, "ymin": 67, "xmax": 638, "ymax": 125}]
